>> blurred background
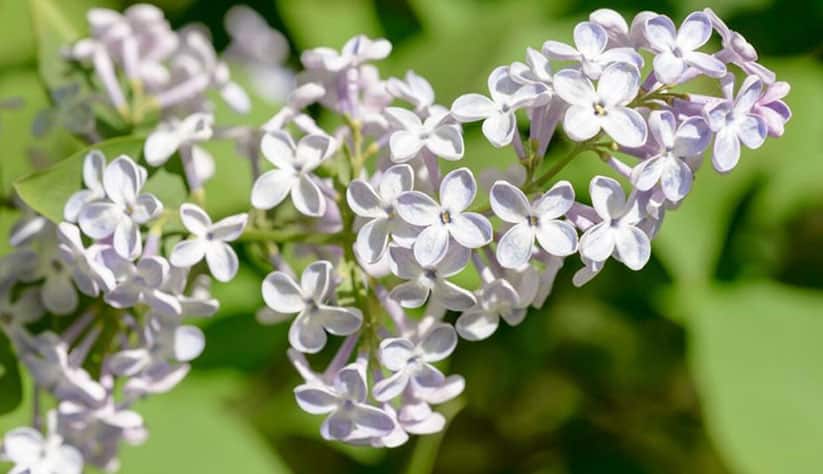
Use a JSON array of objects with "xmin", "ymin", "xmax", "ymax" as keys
[{"xmin": 0, "ymin": 0, "xmax": 822, "ymax": 473}]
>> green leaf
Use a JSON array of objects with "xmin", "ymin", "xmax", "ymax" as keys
[
  {"xmin": 0, "ymin": 0, "xmax": 37, "ymax": 68},
  {"xmin": 686, "ymin": 281, "xmax": 823, "ymax": 474},
  {"xmin": 276, "ymin": 0, "xmax": 383, "ymax": 50},
  {"xmin": 118, "ymin": 373, "xmax": 291, "ymax": 474},
  {"xmin": 13, "ymin": 135, "xmax": 185, "ymax": 223},
  {"xmin": 0, "ymin": 331, "xmax": 23, "ymax": 416}
]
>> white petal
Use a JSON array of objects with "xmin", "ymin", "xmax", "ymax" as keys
[
  {"xmin": 43, "ymin": 275, "xmax": 78, "ymax": 315},
  {"xmin": 579, "ymin": 222, "xmax": 616, "ymax": 262},
  {"xmin": 316, "ymin": 305, "xmax": 363, "ymax": 336},
  {"xmin": 205, "ymin": 242, "xmax": 239, "ymax": 282},
  {"xmin": 439, "ymin": 167, "xmax": 476, "ymax": 213},
  {"xmin": 673, "ymin": 116, "xmax": 711, "ymax": 157},
  {"xmin": 497, "ymin": 223, "xmax": 535, "ymax": 269},
  {"xmin": 388, "ymin": 245, "xmax": 422, "ymax": 279},
  {"xmin": 574, "ymin": 21, "xmax": 608, "ymax": 58},
  {"xmin": 294, "ymin": 384, "xmax": 338, "ymax": 414},
  {"xmin": 103, "ymin": 156, "xmax": 141, "ymax": 206},
  {"xmin": 221, "ymin": 81, "xmax": 251, "ymax": 113},
  {"xmin": 83, "ymin": 149, "xmax": 105, "ymax": 191},
  {"xmin": 649, "ymin": 110, "xmax": 676, "ymax": 149},
  {"xmin": 598, "ymin": 62, "xmax": 640, "ymax": 106},
  {"xmin": 262, "ymin": 272, "xmax": 305, "ymax": 313},
  {"xmin": 385, "ymin": 106, "xmax": 423, "ymax": 131},
  {"xmin": 601, "ymin": 107, "xmax": 647, "ymax": 147},
  {"xmin": 3, "ymin": 427, "xmax": 44, "ymax": 464},
  {"xmin": 536, "ymin": 220, "xmax": 579, "ymax": 257},
  {"xmin": 456, "ymin": 310, "xmax": 499, "ymax": 341},
  {"xmin": 684, "ymin": 51, "xmax": 726, "ymax": 78},
  {"xmin": 481, "ymin": 112, "xmax": 516, "ymax": 148},
  {"xmin": 631, "ymin": 156, "xmax": 664, "ymax": 191},
  {"xmin": 433, "ymin": 280, "xmax": 476, "ymax": 311},
  {"xmin": 179, "ymin": 203, "xmax": 211, "ymax": 235},
  {"xmin": 734, "ymin": 75, "xmax": 763, "ymax": 115},
  {"xmin": 660, "ymin": 157, "xmax": 693, "ymax": 202},
  {"xmin": 450, "ymin": 93, "xmax": 496, "ymax": 121},
  {"xmin": 373, "ymin": 370, "xmax": 410, "ymax": 402},
  {"xmin": 291, "ymin": 175, "xmax": 326, "ymax": 217},
  {"xmin": 614, "ymin": 225, "xmax": 651, "ymax": 270},
  {"xmin": 260, "ymin": 130, "xmax": 297, "ymax": 170},
  {"xmin": 78, "ymin": 201, "xmax": 121, "ymax": 238},
  {"xmin": 64, "ymin": 190, "xmax": 94, "ymax": 222},
  {"xmin": 553, "ymin": 69, "xmax": 596, "ymax": 106},
  {"xmin": 449, "ymin": 213, "xmax": 492, "ymax": 248},
  {"xmin": 490, "ymin": 181, "xmax": 530, "ymax": 223},
  {"xmin": 590, "ymin": 176, "xmax": 626, "ymax": 219},
  {"xmin": 131, "ymin": 193, "xmax": 162, "ymax": 223},
  {"xmin": 347, "ymin": 180, "xmax": 384, "ymax": 218},
  {"xmin": 113, "ymin": 219, "xmax": 141, "ymax": 260},
  {"xmin": 736, "ymin": 114, "xmax": 767, "ymax": 149},
  {"xmin": 420, "ymin": 323, "xmax": 457, "ymax": 362},
  {"xmin": 355, "ymin": 218, "xmax": 390, "ymax": 264},
  {"xmin": 379, "ymin": 338, "xmax": 415, "ymax": 371},
  {"xmin": 378, "ymin": 164, "xmax": 414, "ymax": 202},
  {"xmin": 389, "ymin": 130, "xmax": 424, "ymax": 162},
  {"xmin": 436, "ymin": 244, "xmax": 471, "ymax": 277},
  {"xmin": 395, "ymin": 191, "xmax": 440, "ymax": 226},
  {"xmin": 534, "ymin": 180, "xmax": 576, "ymax": 219},
  {"xmin": 210, "ymin": 213, "xmax": 248, "ymax": 241},
  {"xmin": 390, "ymin": 281, "xmax": 430, "ymax": 308},
  {"xmin": 677, "ymin": 12, "xmax": 712, "ymax": 51},
  {"xmin": 174, "ymin": 325, "xmax": 205, "ymax": 361},
  {"xmin": 351, "ymin": 405, "xmax": 395, "ymax": 437},
  {"xmin": 250, "ymin": 169, "xmax": 297, "ymax": 210},
  {"xmin": 170, "ymin": 238, "xmax": 207, "ymax": 267},
  {"xmin": 542, "ymin": 40, "xmax": 581, "ymax": 61},
  {"xmin": 426, "ymin": 124, "xmax": 464, "ymax": 160},
  {"xmin": 289, "ymin": 313, "xmax": 327, "ymax": 353},
  {"xmin": 644, "ymin": 15, "xmax": 677, "ymax": 50},
  {"xmin": 712, "ymin": 127, "xmax": 741, "ymax": 173},
  {"xmin": 144, "ymin": 128, "xmax": 181, "ymax": 166},
  {"xmin": 414, "ymin": 224, "xmax": 450, "ymax": 267},
  {"xmin": 563, "ymin": 105, "xmax": 601, "ymax": 141},
  {"xmin": 301, "ymin": 260, "xmax": 332, "ymax": 302},
  {"xmin": 653, "ymin": 51, "xmax": 686, "ymax": 84}
]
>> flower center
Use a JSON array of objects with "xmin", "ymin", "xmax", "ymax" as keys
[
  {"xmin": 593, "ymin": 102, "xmax": 607, "ymax": 116},
  {"xmin": 51, "ymin": 259, "xmax": 64, "ymax": 273},
  {"xmin": 527, "ymin": 215, "xmax": 539, "ymax": 227},
  {"xmin": 439, "ymin": 210, "xmax": 452, "ymax": 224}
]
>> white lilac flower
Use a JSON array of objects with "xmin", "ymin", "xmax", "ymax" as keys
[
  {"xmin": 346, "ymin": 164, "xmax": 417, "ymax": 263},
  {"xmin": 451, "ymin": 66, "xmax": 547, "ymax": 147},
  {"xmin": 509, "ymin": 47, "xmax": 554, "ymax": 88},
  {"xmin": 589, "ymin": 9, "xmax": 657, "ymax": 49},
  {"xmin": 1, "ymin": 411, "xmax": 83, "ymax": 474},
  {"xmin": 0, "ymin": 286, "xmax": 43, "ymax": 331},
  {"xmin": 543, "ymin": 21, "xmax": 643, "ymax": 79},
  {"xmin": 56, "ymin": 223, "xmax": 116, "ymax": 298},
  {"xmin": 64, "ymin": 150, "xmax": 105, "ymax": 222},
  {"xmin": 644, "ymin": 12, "xmax": 726, "ymax": 84},
  {"xmin": 456, "ymin": 279, "xmax": 527, "ymax": 341},
  {"xmin": 631, "ymin": 111, "xmax": 711, "ymax": 202},
  {"xmin": 703, "ymin": 74, "xmax": 767, "ymax": 173},
  {"xmin": 372, "ymin": 323, "xmax": 457, "ymax": 401},
  {"xmin": 78, "ymin": 156, "xmax": 162, "ymax": 260},
  {"xmin": 250, "ymin": 131, "xmax": 334, "ymax": 217},
  {"xmin": 388, "ymin": 245, "xmax": 476, "ymax": 311},
  {"xmin": 169, "ymin": 204, "xmax": 247, "ymax": 282},
  {"xmin": 301, "ymin": 35, "xmax": 391, "ymax": 72},
  {"xmin": 144, "ymin": 112, "xmax": 215, "ymax": 182},
  {"xmin": 161, "ymin": 267, "xmax": 219, "ymax": 319},
  {"xmin": 490, "ymin": 180, "xmax": 578, "ymax": 269},
  {"xmin": 385, "ymin": 107, "xmax": 463, "ymax": 162},
  {"xmin": 578, "ymin": 176, "xmax": 651, "ymax": 270},
  {"xmin": 553, "ymin": 62, "xmax": 647, "ymax": 147},
  {"xmin": 395, "ymin": 167, "xmax": 491, "ymax": 267},
  {"xmin": 103, "ymin": 252, "xmax": 182, "ymax": 318},
  {"xmin": 294, "ymin": 361, "xmax": 395, "ymax": 442},
  {"xmin": 386, "ymin": 70, "xmax": 435, "ymax": 112},
  {"xmin": 36, "ymin": 229, "xmax": 81, "ymax": 316},
  {"xmin": 262, "ymin": 261, "xmax": 362, "ymax": 353}
]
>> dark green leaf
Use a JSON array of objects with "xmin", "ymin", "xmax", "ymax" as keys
[{"xmin": 0, "ymin": 331, "xmax": 23, "ymax": 416}]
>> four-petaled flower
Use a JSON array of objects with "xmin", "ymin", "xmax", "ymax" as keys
[
  {"xmin": 456, "ymin": 279, "xmax": 528, "ymax": 341},
  {"xmin": 1, "ymin": 411, "xmax": 83, "ymax": 474},
  {"xmin": 553, "ymin": 62, "xmax": 647, "ymax": 147},
  {"xmin": 543, "ymin": 21, "xmax": 643, "ymax": 79},
  {"xmin": 373, "ymin": 323, "xmax": 458, "ymax": 401},
  {"xmin": 490, "ymin": 180, "xmax": 579, "ymax": 269},
  {"xmin": 170, "ymin": 204, "xmax": 247, "ymax": 282},
  {"xmin": 294, "ymin": 361, "xmax": 395, "ymax": 441},
  {"xmin": 251, "ymin": 131, "xmax": 334, "ymax": 217},
  {"xmin": 78, "ymin": 156, "xmax": 163, "ymax": 260},
  {"xmin": 103, "ymin": 252, "xmax": 182, "ymax": 318},
  {"xmin": 644, "ymin": 12, "xmax": 726, "ymax": 84},
  {"xmin": 385, "ymin": 107, "xmax": 463, "ymax": 162},
  {"xmin": 262, "ymin": 261, "xmax": 362, "ymax": 353},
  {"xmin": 451, "ymin": 67, "xmax": 547, "ymax": 147},
  {"xmin": 395, "ymin": 167, "xmax": 492, "ymax": 267},
  {"xmin": 579, "ymin": 176, "xmax": 651, "ymax": 270},
  {"xmin": 631, "ymin": 110, "xmax": 710, "ymax": 202},
  {"xmin": 64, "ymin": 151, "xmax": 105, "ymax": 223},
  {"xmin": 388, "ymin": 245, "xmax": 476, "ymax": 311}
]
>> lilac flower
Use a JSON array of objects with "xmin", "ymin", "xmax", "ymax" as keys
[
  {"xmin": 170, "ymin": 204, "xmax": 247, "ymax": 282},
  {"xmin": 704, "ymin": 74, "xmax": 767, "ymax": 172},
  {"xmin": 103, "ymin": 252, "xmax": 182, "ymax": 318},
  {"xmin": 372, "ymin": 323, "xmax": 457, "ymax": 401},
  {"xmin": 451, "ymin": 67, "xmax": 547, "ymax": 147},
  {"xmin": 262, "ymin": 261, "xmax": 362, "ymax": 353},
  {"xmin": 589, "ymin": 9, "xmax": 657, "ymax": 49},
  {"xmin": 703, "ymin": 8, "xmax": 776, "ymax": 84},
  {"xmin": 1, "ymin": 411, "xmax": 83, "ymax": 474},
  {"xmin": 0, "ymin": 287, "xmax": 43, "ymax": 330},
  {"xmin": 388, "ymin": 245, "xmax": 476, "ymax": 311},
  {"xmin": 644, "ymin": 12, "xmax": 726, "ymax": 84},
  {"xmin": 294, "ymin": 361, "xmax": 394, "ymax": 441},
  {"xmin": 250, "ymin": 131, "xmax": 334, "ymax": 217},
  {"xmin": 78, "ymin": 156, "xmax": 162, "ymax": 260},
  {"xmin": 553, "ymin": 62, "xmax": 647, "ymax": 147},
  {"xmin": 490, "ymin": 180, "xmax": 578, "ymax": 269},
  {"xmin": 385, "ymin": 107, "xmax": 463, "ymax": 162},
  {"xmin": 631, "ymin": 111, "xmax": 710, "ymax": 202},
  {"xmin": 56, "ymin": 223, "xmax": 116, "ymax": 298},
  {"xmin": 753, "ymin": 81, "xmax": 791, "ymax": 138},
  {"xmin": 144, "ymin": 113, "xmax": 216, "ymax": 187},
  {"xmin": 543, "ymin": 21, "xmax": 643, "ymax": 79},
  {"xmin": 579, "ymin": 177, "xmax": 651, "ymax": 270},
  {"xmin": 386, "ymin": 70, "xmax": 435, "ymax": 112},
  {"xmin": 64, "ymin": 150, "xmax": 105, "ymax": 223},
  {"xmin": 456, "ymin": 279, "xmax": 527, "ymax": 341},
  {"xmin": 346, "ymin": 164, "xmax": 417, "ymax": 263},
  {"xmin": 301, "ymin": 35, "xmax": 391, "ymax": 72},
  {"xmin": 509, "ymin": 47, "xmax": 553, "ymax": 87},
  {"xmin": 395, "ymin": 168, "xmax": 491, "ymax": 267}
]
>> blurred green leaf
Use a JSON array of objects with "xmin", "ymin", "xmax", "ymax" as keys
[
  {"xmin": 0, "ymin": 0, "xmax": 37, "ymax": 68},
  {"xmin": 119, "ymin": 372, "xmax": 291, "ymax": 474},
  {"xmin": 0, "ymin": 331, "xmax": 23, "ymax": 416},
  {"xmin": 276, "ymin": 0, "xmax": 383, "ymax": 50},
  {"xmin": 687, "ymin": 281, "xmax": 823, "ymax": 474}
]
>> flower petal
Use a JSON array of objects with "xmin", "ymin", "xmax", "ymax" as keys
[
  {"xmin": 355, "ymin": 218, "xmax": 390, "ymax": 263},
  {"xmin": 174, "ymin": 325, "xmax": 205, "ymax": 361},
  {"xmin": 378, "ymin": 164, "xmax": 414, "ymax": 202},
  {"xmin": 250, "ymin": 168, "xmax": 297, "ymax": 210},
  {"xmin": 433, "ymin": 280, "xmax": 476, "ymax": 311},
  {"xmin": 346, "ymin": 179, "xmax": 385, "ymax": 219},
  {"xmin": 598, "ymin": 62, "xmax": 640, "ymax": 106},
  {"xmin": 210, "ymin": 213, "xmax": 248, "ymax": 241},
  {"xmin": 580, "ymin": 222, "xmax": 616, "ymax": 262},
  {"xmin": 455, "ymin": 310, "xmax": 500, "ymax": 341},
  {"xmin": 351, "ymin": 405, "xmax": 395, "ymax": 437},
  {"xmin": 395, "ymin": 191, "xmax": 440, "ymax": 226},
  {"xmin": 440, "ymin": 167, "xmax": 477, "ymax": 213},
  {"xmin": 390, "ymin": 281, "xmax": 430, "ymax": 308},
  {"xmin": 481, "ymin": 112, "xmax": 516, "ymax": 148},
  {"xmin": 542, "ymin": 40, "xmax": 581, "ymax": 61},
  {"xmin": 262, "ymin": 271, "xmax": 305, "ymax": 313},
  {"xmin": 301, "ymin": 260, "xmax": 332, "ymax": 302},
  {"xmin": 590, "ymin": 176, "xmax": 627, "ymax": 219},
  {"xmin": 385, "ymin": 106, "xmax": 423, "ymax": 131},
  {"xmin": 388, "ymin": 245, "xmax": 421, "ymax": 279},
  {"xmin": 291, "ymin": 175, "xmax": 326, "ymax": 217},
  {"xmin": 2, "ymin": 427, "xmax": 44, "ymax": 464},
  {"xmin": 496, "ymin": 223, "xmax": 535, "ymax": 269},
  {"xmin": 712, "ymin": 127, "xmax": 741, "ymax": 173},
  {"xmin": 644, "ymin": 15, "xmax": 677, "ymax": 50},
  {"xmin": 660, "ymin": 157, "xmax": 693, "ymax": 202},
  {"xmin": 144, "ymin": 128, "xmax": 181, "ymax": 166},
  {"xmin": 736, "ymin": 114, "xmax": 767, "ymax": 149},
  {"xmin": 536, "ymin": 220, "xmax": 579, "ymax": 257},
  {"xmin": 295, "ymin": 384, "xmax": 338, "ymax": 414},
  {"xmin": 449, "ymin": 213, "xmax": 492, "ymax": 249},
  {"xmin": 260, "ymin": 130, "xmax": 296, "ymax": 170},
  {"xmin": 426, "ymin": 124, "xmax": 464, "ymax": 160},
  {"xmin": 389, "ymin": 130, "xmax": 424, "ymax": 162},
  {"xmin": 289, "ymin": 313, "xmax": 327, "ymax": 353},
  {"xmin": 574, "ymin": 21, "xmax": 607, "ymax": 58},
  {"xmin": 170, "ymin": 238, "xmax": 207, "ymax": 268},
  {"xmin": 631, "ymin": 156, "xmax": 664, "ymax": 191},
  {"xmin": 614, "ymin": 225, "xmax": 651, "ymax": 270},
  {"xmin": 673, "ymin": 116, "xmax": 711, "ymax": 157},
  {"xmin": 649, "ymin": 110, "xmax": 676, "ymax": 149},
  {"xmin": 553, "ymin": 69, "xmax": 596, "ymax": 106},
  {"xmin": 414, "ymin": 224, "xmax": 450, "ymax": 267},
  {"xmin": 373, "ymin": 370, "xmax": 410, "ymax": 402},
  {"xmin": 601, "ymin": 106, "xmax": 647, "ymax": 147},
  {"xmin": 490, "ymin": 181, "xmax": 530, "ymax": 223},
  {"xmin": 103, "ymin": 156, "xmax": 141, "ymax": 206},
  {"xmin": 42, "ymin": 274, "xmax": 78, "ymax": 315},
  {"xmin": 684, "ymin": 51, "xmax": 726, "ymax": 78},
  {"xmin": 420, "ymin": 323, "xmax": 457, "ymax": 362},
  {"xmin": 113, "ymin": 219, "xmax": 141, "ymax": 260},
  {"xmin": 379, "ymin": 338, "xmax": 415, "ymax": 371},
  {"xmin": 734, "ymin": 75, "xmax": 763, "ymax": 115},
  {"xmin": 451, "ymin": 93, "xmax": 496, "ymax": 121},
  {"xmin": 315, "ymin": 305, "xmax": 363, "ymax": 336},
  {"xmin": 534, "ymin": 180, "xmax": 576, "ymax": 219},
  {"xmin": 78, "ymin": 201, "xmax": 120, "ymax": 239},
  {"xmin": 205, "ymin": 242, "xmax": 239, "ymax": 282},
  {"xmin": 677, "ymin": 12, "xmax": 712, "ymax": 51},
  {"xmin": 179, "ymin": 203, "xmax": 211, "ymax": 235},
  {"xmin": 563, "ymin": 105, "xmax": 601, "ymax": 141}
]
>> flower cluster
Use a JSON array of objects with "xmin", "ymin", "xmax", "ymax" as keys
[{"xmin": 0, "ymin": 4, "xmax": 791, "ymax": 472}]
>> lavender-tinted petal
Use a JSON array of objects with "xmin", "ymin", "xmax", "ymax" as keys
[
  {"xmin": 614, "ymin": 225, "xmax": 651, "ymax": 270},
  {"xmin": 496, "ymin": 223, "xmax": 535, "ymax": 269}
]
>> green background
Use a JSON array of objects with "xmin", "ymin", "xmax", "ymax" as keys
[{"xmin": 1, "ymin": 0, "xmax": 822, "ymax": 473}]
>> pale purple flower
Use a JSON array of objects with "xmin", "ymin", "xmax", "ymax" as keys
[
  {"xmin": 77, "ymin": 156, "xmax": 162, "ymax": 260},
  {"xmin": 509, "ymin": 47, "xmax": 554, "ymax": 87},
  {"xmin": 1, "ymin": 411, "xmax": 83, "ymax": 474},
  {"xmin": 144, "ymin": 113, "xmax": 216, "ymax": 185},
  {"xmin": 704, "ymin": 74, "xmax": 767, "ymax": 173},
  {"xmin": 346, "ymin": 164, "xmax": 417, "ymax": 263},
  {"xmin": 456, "ymin": 279, "xmax": 527, "ymax": 341},
  {"xmin": 103, "ymin": 252, "xmax": 182, "ymax": 318},
  {"xmin": 169, "ymin": 204, "xmax": 247, "ymax": 282},
  {"xmin": 64, "ymin": 151, "xmax": 105, "ymax": 223},
  {"xmin": 753, "ymin": 81, "xmax": 791, "ymax": 138},
  {"xmin": 490, "ymin": 180, "xmax": 578, "ymax": 268},
  {"xmin": 388, "ymin": 245, "xmax": 476, "ymax": 311},
  {"xmin": 294, "ymin": 361, "xmax": 394, "ymax": 441},
  {"xmin": 451, "ymin": 66, "xmax": 547, "ymax": 147},
  {"xmin": 250, "ymin": 131, "xmax": 334, "ymax": 217},
  {"xmin": 56, "ymin": 223, "xmax": 116, "ymax": 299},
  {"xmin": 0, "ymin": 287, "xmax": 43, "ymax": 330},
  {"xmin": 579, "ymin": 177, "xmax": 651, "ymax": 270},
  {"xmin": 301, "ymin": 35, "xmax": 391, "ymax": 72},
  {"xmin": 553, "ymin": 62, "xmax": 647, "ymax": 147},
  {"xmin": 703, "ymin": 8, "xmax": 775, "ymax": 84},
  {"xmin": 386, "ymin": 70, "xmax": 435, "ymax": 112},
  {"xmin": 372, "ymin": 323, "xmax": 457, "ymax": 401},
  {"xmin": 262, "ymin": 261, "xmax": 362, "ymax": 353},
  {"xmin": 644, "ymin": 12, "xmax": 726, "ymax": 84},
  {"xmin": 589, "ymin": 9, "xmax": 657, "ymax": 49},
  {"xmin": 395, "ymin": 168, "xmax": 491, "ymax": 267},
  {"xmin": 543, "ymin": 21, "xmax": 643, "ymax": 79},
  {"xmin": 631, "ymin": 111, "xmax": 710, "ymax": 202},
  {"xmin": 385, "ymin": 107, "xmax": 463, "ymax": 162}
]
